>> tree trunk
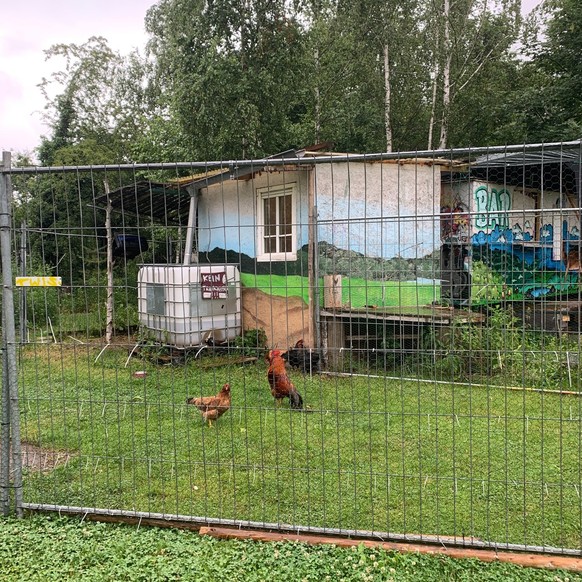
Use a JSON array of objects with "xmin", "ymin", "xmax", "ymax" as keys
[
  {"xmin": 438, "ymin": 0, "xmax": 451, "ymax": 150},
  {"xmin": 383, "ymin": 44, "xmax": 393, "ymax": 153},
  {"xmin": 428, "ymin": 32, "xmax": 440, "ymax": 150},
  {"xmin": 314, "ymin": 46, "xmax": 321, "ymax": 142}
]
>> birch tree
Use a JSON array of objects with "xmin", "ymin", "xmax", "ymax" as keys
[
  {"xmin": 428, "ymin": 0, "xmax": 521, "ymax": 149},
  {"xmin": 438, "ymin": 0, "xmax": 451, "ymax": 149},
  {"xmin": 332, "ymin": 0, "xmax": 424, "ymax": 152}
]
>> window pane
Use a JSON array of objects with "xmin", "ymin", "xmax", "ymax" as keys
[
  {"xmin": 280, "ymin": 235, "xmax": 292, "ymax": 252},
  {"xmin": 279, "ymin": 194, "xmax": 292, "ymax": 230},
  {"xmin": 260, "ymin": 188, "xmax": 294, "ymax": 257},
  {"xmin": 264, "ymin": 197, "xmax": 277, "ymax": 236},
  {"xmin": 264, "ymin": 236, "xmax": 276, "ymax": 253},
  {"xmin": 264, "ymin": 197, "xmax": 276, "ymax": 225}
]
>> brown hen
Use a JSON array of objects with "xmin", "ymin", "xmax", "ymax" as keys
[
  {"xmin": 266, "ymin": 349, "xmax": 303, "ymax": 409},
  {"xmin": 186, "ymin": 383, "xmax": 231, "ymax": 427}
]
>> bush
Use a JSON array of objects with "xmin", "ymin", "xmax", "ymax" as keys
[
  {"xmin": 234, "ymin": 328, "xmax": 268, "ymax": 357},
  {"xmin": 429, "ymin": 306, "xmax": 581, "ymax": 390}
]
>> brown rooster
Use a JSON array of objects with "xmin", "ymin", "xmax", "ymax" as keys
[
  {"xmin": 266, "ymin": 349, "xmax": 303, "ymax": 409},
  {"xmin": 186, "ymin": 383, "xmax": 231, "ymax": 427}
]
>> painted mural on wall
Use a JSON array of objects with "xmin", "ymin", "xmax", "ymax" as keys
[
  {"xmin": 315, "ymin": 162, "xmax": 442, "ymax": 261},
  {"xmin": 442, "ymin": 180, "xmax": 581, "ymax": 300},
  {"xmin": 440, "ymin": 202, "xmax": 470, "ymax": 243}
]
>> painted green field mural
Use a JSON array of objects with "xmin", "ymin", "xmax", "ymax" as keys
[{"xmin": 240, "ymin": 274, "xmax": 440, "ymax": 308}]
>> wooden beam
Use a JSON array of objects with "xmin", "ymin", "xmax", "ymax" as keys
[
  {"xmin": 199, "ymin": 526, "xmax": 582, "ymax": 573},
  {"xmin": 307, "ymin": 169, "xmax": 317, "ymax": 348}
]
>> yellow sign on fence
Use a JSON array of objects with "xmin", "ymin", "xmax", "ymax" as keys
[{"xmin": 15, "ymin": 277, "xmax": 62, "ymax": 287}]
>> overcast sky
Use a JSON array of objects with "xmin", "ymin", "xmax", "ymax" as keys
[
  {"xmin": 1, "ymin": 0, "xmax": 155, "ymax": 155},
  {"xmin": 1, "ymin": 0, "xmax": 542, "ymax": 157}
]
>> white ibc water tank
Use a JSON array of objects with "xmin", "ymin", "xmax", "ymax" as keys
[{"xmin": 137, "ymin": 264, "xmax": 241, "ymax": 348}]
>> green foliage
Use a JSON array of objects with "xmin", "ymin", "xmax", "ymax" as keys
[
  {"xmin": 24, "ymin": 288, "xmax": 61, "ymax": 329},
  {"xmin": 492, "ymin": 0, "xmax": 582, "ymax": 143},
  {"xmin": 52, "ymin": 311, "xmax": 105, "ymax": 338},
  {"xmin": 113, "ymin": 302, "xmax": 140, "ymax": 333},
  {"xmin": 429, "ymin": 306, "xmax": 579, "ymax": 389},
  {"xmin": 37, "ymin": 37, "xmax": 153, "ymax": 164},
  {"xmin": 0, "ymin": 515, "xmax": 573, "ymax": 581},
  {"xmin": 233, "ymin": 328, "xmax": 268, "ymax": 357},
  {"xmin": 432, "ymin": 352, "xmax": 465, "ymax": 381},
  {"xmin": 472, "ymin": 249, "xmax": 578, "ymax": 299},
  {"xmin": 140, "ymin": 0, "xmax": 530, "ymax": 157},
  {"xmin": 135, "ymin": 328, "xmax": 174, "ymax": 363},
  {"xmin": 431, "ymin": 307, "xmax": 521, "ymax": 379},
  {"xmin": 13, "ymin": 143, "xmax": 120, "ymax": 284},
  {"xmin": 29, "ymin": 0, "xmax": 577, "ymax": 159},
  {"xmin": 19, "ymin": 266, "xmax": 140, "ymax": 338},
  {"xmin": 470, "ymin": 260, "xmax": 506, "ymax": 302},
  {"xmin": 145, "ymin": 0, "xmax": 309, "ymax": 160},
  {"xmin": 444, "ymin": 7, "xmax": 523, "ymax": 148}
]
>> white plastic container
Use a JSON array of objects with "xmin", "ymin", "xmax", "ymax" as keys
[{"xmin": 138, "ymin": 264, "xmax": 241, "ymax": 348}]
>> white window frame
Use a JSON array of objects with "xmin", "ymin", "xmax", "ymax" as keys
[{"xmin": 256, "ymin": 183, "xmax": 297, "ymax": 262}]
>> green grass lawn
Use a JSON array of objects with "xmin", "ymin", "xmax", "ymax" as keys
[
  {"xmin": 14, "ymin": 343, "xmax": 582, "ymax": 551},
  {"xmin": 1, "ymin": 514, "xmax": 576, "ymax": 581}
]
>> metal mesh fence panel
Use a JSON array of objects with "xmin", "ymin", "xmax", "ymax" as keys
[{"xmin": 2, "ymin": 143, "xmax": 582, "ymax": 555}]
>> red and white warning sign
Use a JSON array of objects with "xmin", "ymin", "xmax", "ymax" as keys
[{"xmin": 200, "ymin": 271, "xmax": 228, "ymax": 299}]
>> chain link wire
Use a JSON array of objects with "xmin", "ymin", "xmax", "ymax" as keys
[{"xmin": 2, "ymin": 142, "xmax": 582, "ymax": 555}]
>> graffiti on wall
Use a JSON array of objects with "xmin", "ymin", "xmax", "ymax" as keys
[
  {"xmin": 441, "ymin": 181, "xmax": 581, "ymax": 302},
  {"xmin": 440, "ymin": 202, "xmax": 470, "ymax": 242},
  {"xmin": 474, "ymin": 185, "xmax": 511, "ymax": 231}
]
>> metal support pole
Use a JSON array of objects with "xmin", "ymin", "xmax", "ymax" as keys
[
  {"xmin": 0, "ymin": 151, "xmax": 23, "ymax": 516},
  {"xmin": 0, "ymin": 343, "xmax": 10, "ymax": 516},
  {"xmin": 183, "ymin": 188, "xmax": 199, "ymax": 265},
  {"xmin": 20, "ymin": 221, "xmax": 28, "ymax": 343},
  {"xmin": 0, "ymin": 165, "xmax": 11, "ymax": 516},
  {"xmin": 312, "ymin": 205, "xmax": 321, "ymax": 354}
]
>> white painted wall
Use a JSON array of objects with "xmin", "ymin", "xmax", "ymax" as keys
[
  {"xmin": 196, "ymin": 161, "xmax": 442, "ymax": 261},
  {"xmin": 197, "ymin": 169, "xmax": 310, "ymax": 257},
  {"xmin": 314, "ymin": 161, "xmax": 442, "ymax": 259}
]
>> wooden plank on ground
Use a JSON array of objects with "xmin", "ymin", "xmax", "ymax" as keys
[{"xmin": 199, "ymin": 526, "xmax": 582, "ymax": 573}]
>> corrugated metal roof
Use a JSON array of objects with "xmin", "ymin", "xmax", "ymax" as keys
[
  {"xmin": 470, "ymin": 146, "xmax": 582, "ymax": 194},
  {"xmin": 171, "ymin": 168, "xmax": 233, "ymax": 187},
  {"xmin": 473, "ymin": 149, "xmax": 582, "ymax": 168},
  {"xmin": 93, "ymin": 181, "xmax": 191, "ymax": 225},
  {"xmin": 94, "ymin": 147, "xmax": 457, "ymax": 222}
]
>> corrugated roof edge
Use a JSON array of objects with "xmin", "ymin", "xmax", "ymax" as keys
[{"xmin": 301, "ymin": 150, "xmax": 458, "ymax": 166}]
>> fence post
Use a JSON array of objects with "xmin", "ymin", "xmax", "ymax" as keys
[
  {"xmin": 1, "ymin": 338, "xmax": 9, "ymax": 515},
  {"xmin": 0, "ymin": 151, "xmax": 23, "ymax": 516},
  {"xmin": 19, "ymin": 221, "xmax": 28, "ymax": 344}
]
